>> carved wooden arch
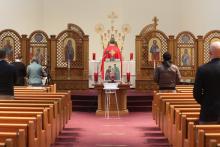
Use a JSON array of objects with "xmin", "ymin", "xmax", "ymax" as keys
[
  {"xmin": 56, "ymin": 25, "xmax": 86, "ymax": 68},
  {"xmin": 175, "ymin": 31, "xmax": 197, "ymax": 78},
  {"xmin": 67, "ymin": 23, "xmax": 85, "ymax": 37},
  {"xmin": 28, "ymin": 30, "xmax": 50, "ymax": 67},
  {"xmin": 0, "ymin": 29, "xmax": 21, "ymax": 62},
  {"xmin": 203, "ymin": 30, "xmax": 220, "ymax": 63}
]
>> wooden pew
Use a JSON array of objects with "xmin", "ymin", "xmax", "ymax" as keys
[
  {"xmin": 0, "ymin": 130, "xmax": 24, "ymax": 147},
  {"xmin": 181, "ymin": 115, "xmax": 199, "ymax": 147},
  {"xmin": 14, "ymin": 91, "xmax": 72, "ymax": 122},
  {"xmin": 0, "ymin": 138, "xmax": 13, "ymax": 147},
  {"xmin": 165, "ymin": 103, "xmax": 199, "ymax": 143},
  {"xmin": 152, "ymin": 92, "xmax": 193, "ymax": 123},
  {"xmin": 0, "ymin": 103, "xmax": 54, "ymax": 146},
  {"xmin": 209, "ymin": 139, "xmax": 220, "ymax": 147},
  {"xmin": 175, "ymin": 111, "xmax": 200, "ymax": 147},
  {"xmin": 164, "ymin": 102, "xmax": 199, "ymax": 138},
  {"xmin": 0, "ymin": 122, "xmax": 34, "ymax": 147},
  {"xmin": 198, "ymin": 130, "xmax": 220, "ymax": 147},
  {"xmin": 14, "ymin": 93, "xmax": 71, "ymax": 132},
  {"xmin": 157, "ymin": 97, "xmax": 195, "ymax": 130},
  {"xmin": 0, "ymin": 115, "xmax": 43, "ymax": 147},
  {"xmin": 13, "ymin": 97, "xmax": 63, "ymax": 134},
  {"xmin": 187, "ymin": 123, "xmax": 220, "ymax": 147}
]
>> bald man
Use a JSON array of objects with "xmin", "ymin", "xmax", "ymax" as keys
[{"xmin": 193, "ymin": 41, "xmax": 220, "ymax": 124}]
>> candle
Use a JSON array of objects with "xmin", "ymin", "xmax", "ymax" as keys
[
  {"xmin": 153, "ymin": 60, "xmax": 156, "ymax": 69},
  {"xmin": 67, "ymin": 60, "xmax": 70, "ymax": 69},
  {"xmin": 94, "ymin": 72, "xmax": 98, "ymax": 82},
  {"xmin": 92, "ymin": 53, "xmax": 96, "ymax": 60},
  {"xmin": 127, "ymin": 62, "xmax": 130, "ymax": 73},
  {"xmin": 126, "ymin": 72, "xmax": 131, "ymax": 83},
  {"xmin": 130, "ymin": 52, "xmax": 133, "ymax": 60}
]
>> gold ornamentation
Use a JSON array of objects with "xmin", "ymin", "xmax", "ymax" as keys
[{"xmin": 95, "ymin": 11, "xmax": 131, "ymax": 52}]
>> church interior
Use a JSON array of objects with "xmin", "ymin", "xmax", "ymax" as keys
[{"xmin": 1, "ymin": 0, "xmax": 220, "ymax": 146}]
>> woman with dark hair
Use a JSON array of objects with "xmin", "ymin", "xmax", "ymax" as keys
[{"xmin": 154, "ymin": 51, "xmax": 181, "ymax": 92}]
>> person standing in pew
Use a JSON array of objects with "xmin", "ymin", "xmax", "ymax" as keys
[
  {"xmin": 154, "ymin": 51, "xmax": 181, "ymax": 92},
  {"xmin": 27, "ymin": 57, "xmax": 47, "ymax": 86},
  {"xmin": 194, "ymin": 41, "xmax": 220, "ymax": 124},
  {"xmin": 11, "ymin": 54, "xmax": 26, "ymax": 86},
  {"xmin": 0, "ymin": 48, "xmax": 16, "ymax": 99}
]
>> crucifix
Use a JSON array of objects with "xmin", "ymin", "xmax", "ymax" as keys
[
  {"xmin": 152, "ymin": 16, "xmax": 159, "ymax": 26},
  {"xmin": 108, "ymin": 11, "xmax": 118, "ymax": 26}
]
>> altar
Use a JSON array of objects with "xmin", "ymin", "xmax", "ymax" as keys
[
  {"xmin": 89, "ymin": 60, "xmax": 136, "ymax": 88},
  {"xmin": 94, "ymin": 82, "xmax": 130, "ymax": 116}
]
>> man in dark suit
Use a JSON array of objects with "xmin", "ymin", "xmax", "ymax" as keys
[
  {"xmin": 194, "ymin": 41, "xmax": 220, "ymax": 123},
  {"xmin": 0, "ymin": 48, "xmax": 16, "ymax": 98},
  {"xmin": 11, "ymin": 54, "xmax": 26, "ymax": 86}
]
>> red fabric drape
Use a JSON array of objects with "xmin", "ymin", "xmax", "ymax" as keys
[{"xmin": 100, "ymin": 44, "xmax": 122, "ymax": 79}]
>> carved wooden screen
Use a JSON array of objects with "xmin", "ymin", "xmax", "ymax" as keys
[
  {"xmin": 53, "ymin": 24, "xmax": 89, "ymax": 90},
  {"xmin": 203, "ymin": 30, "xmax": 220, "ymax": 63},
  {"xmin": 56, "ymin": 25, "xmax": 84, "ymax": 68},
  {"xmin": 28, "ymin": 31, "xmax": 49, "ymax": 68},
  {"xmin": 0, "ymin": 29, "xmax": 21, "ymax": 62},
  {"xmin": 136, "ymin": 30, "xmax": 168, "ymax": 90},
  {"xmin": 141, "ymin": 30, "xmax": 168, "ymax": 68},
  {"xmin": 176, "ymin": 31, "xmax": 197, "ymax": 79}
]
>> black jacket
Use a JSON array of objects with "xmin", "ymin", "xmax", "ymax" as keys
[
  {"xmin": 11, "ymin": 61, "xmax": 26, "ymax": 86},
  {"xmin": 193, "ymin": 58, "xmax": 220, "ymax": 122},
  {"xmin": 0, "ymin": 60, "xmax": 16, "ymax": 96}
]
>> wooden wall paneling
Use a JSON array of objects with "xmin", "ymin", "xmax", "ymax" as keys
[
  {"xmin": 54, "ymin": 24, "xmax": 89, "ymax": 90},
  {"xmin": 50, "ymin": 35, "xmax": 57, "ymax": 78},
  {"xmin": 197, "ymin": 35, "xmax": 204, "ymax": 66},
  {"xmin": 168, "ymin": 35, "xmax": 175, "ymax": 63},
  {"xmin": 175, "ymin": 31, "xmax": 197, "ymax": 81},
  {"xmin": 203, "ymin": 30, "xmax": 220, "ymax": 64},
  {"xmin": 21, "ymin": 34, "xmax": 27, "ymax": 64},
  {"xmin": 82, "ymin": 35, "xmax": 89, "ymax": 80}
]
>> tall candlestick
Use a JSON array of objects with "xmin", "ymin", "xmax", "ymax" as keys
[
  {"xmin": 153, "ymin": 60, "xmax": 156, "ymax": 69},
  {"xmin": 67, "ymin": 60, "xmax": 70, "ymax": 69},
  {"xmin": 92, "ymin": 53, "xmax": 96, "ymax": 60},
  {"xmin": 130, "ymin": 52, "xmax": 133, "ymax": 60}
]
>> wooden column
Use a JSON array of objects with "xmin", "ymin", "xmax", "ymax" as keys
[
  {"xmin": 50, "ymin": 35, "xmax": 56, "ymax": 78},
  {"xmin": 168, "ymin": 35, "xmax": 175, "ymax": 63},
  {"xmin": 135, "ymin": 35, "xmax": 142, "ymax": 79},
  {"xmin": 197, "ymin": 35, "xmax": 204, "ymax": 66},
  {"xmin": 21, "ymin": 34, "xmax": 28, "ymax": 64},
  {"xmin": 83, "ymin": 35, "xmax": 89, "ymax": 80}
]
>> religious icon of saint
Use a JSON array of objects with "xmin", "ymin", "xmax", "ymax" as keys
[
  {"xmin": 3, "ymin": 39, "xmax": 13, "ymax": 60},
  {"xmin": 112, "ymin": 64, "xmax": 120, "ymax": 80},
  {"xmin": 105, "ymin": 65, "xmax": 112, "ymax": 80},
  {"xmin": 34, "ymin": 48, "xmax": 44, "ymax": 65},
  {"xmin": 150, "ymin": 40, "xmax": 160, "ymax": 61},
  {"xmin": 181, "ymin": 48, "xmax": 191, "ymax": 66},
  {"xmin": 65, "ymin": 40, "xmax": 74, "ymax": 62}
]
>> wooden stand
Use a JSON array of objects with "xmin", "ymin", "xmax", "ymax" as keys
[{"xmin": 94, "ymin": 83, "xmax": 130, "ymax": 116}]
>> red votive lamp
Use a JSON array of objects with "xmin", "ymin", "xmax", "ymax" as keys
[
  {"xmin": 130, "ymin": 52, "xmax": 133, "ymax": 60},
  {"xmin": 94, "ymin": 72, "xmax": 98, "ymax": 82},
  {"xmin": 92, "ymin": 53, "xmax": 96, "ymax": 60},
  {"xmin": 126, "ymin": 72, "xmax": 131, "ymax": 83}
]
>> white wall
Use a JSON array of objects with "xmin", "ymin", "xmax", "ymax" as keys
[
  {"xmin": 178, "ymin": 0, "xmax": 220, "ymax": 35},
  {"xmin": 43, "ymin": 0, "xmax": 180, "ymax": 60},
  {"xmin": 0, "ymin": 0, "xmax": 43, "ymax": 34},
  {"xmin": 1, "ymin": 0, "xmax": 220, "ymax": 59}
]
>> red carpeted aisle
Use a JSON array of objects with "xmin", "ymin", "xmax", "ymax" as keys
[{"xmin": 51, "ymin": 112, "xmax": 171, "ymax": 147}]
